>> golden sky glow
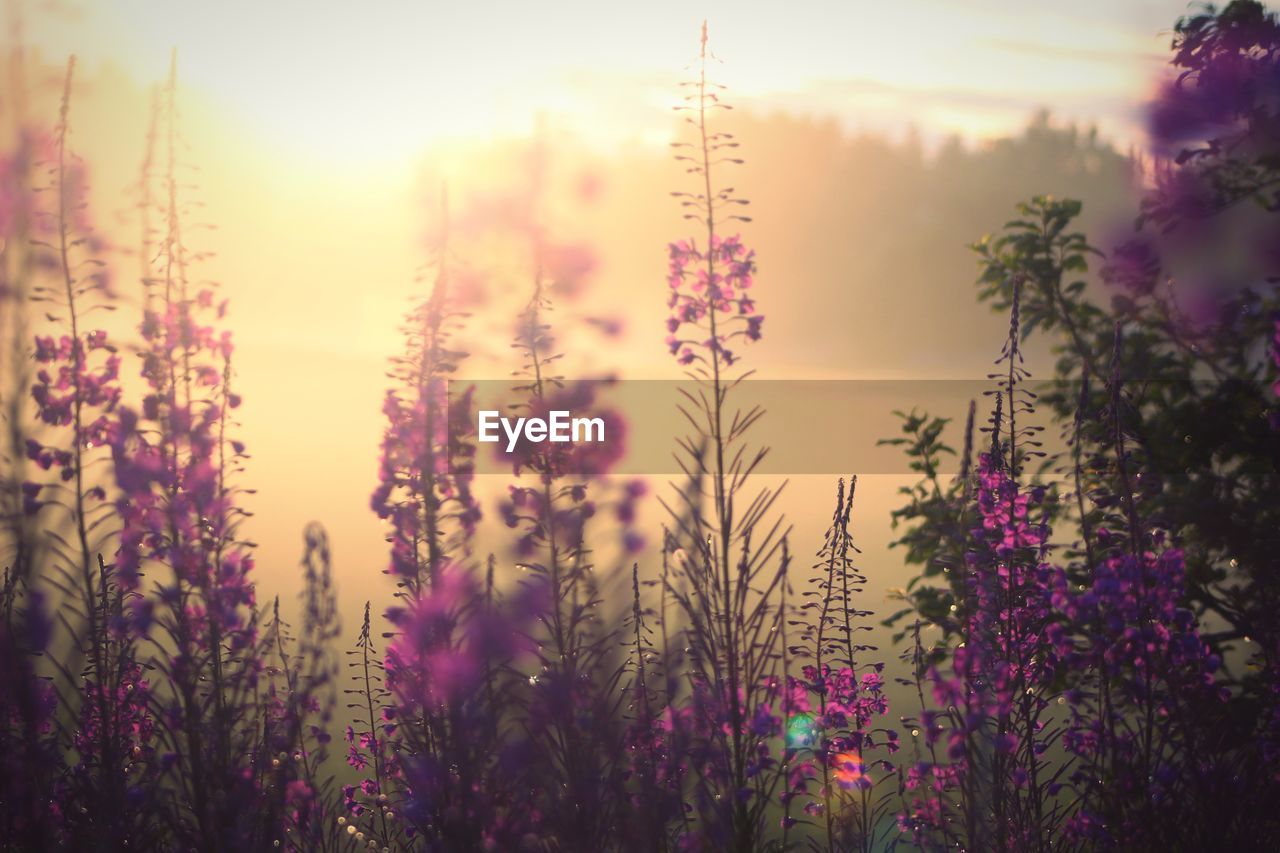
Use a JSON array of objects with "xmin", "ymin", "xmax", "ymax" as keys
[{"xmin": 27, "ymin": 0, "xmax": 1177, "ymax": 169}]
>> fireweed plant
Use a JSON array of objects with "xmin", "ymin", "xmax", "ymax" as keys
[
  {"xmin": 261, "ymin": 523, "xmax": 346, "ymax": 852},
  {"xmin": 501, "ymin": 177, "xmax": 627, "ymax": 850},
  {"xmin": 656, "ymin": 24, "xmax": 798, "ymax": 851},
  {"xmin": 3, "ymin": 9, "xmax": 1280, "ymax": 853},
  {"xmin": 897, "ymin": 284, "xmax": 1069, "ymax": 852},
  {"xmin": 895, "ymin": 10, "xmax": 1280, "ymax": 844},
  {"xmin": 34, "ymin": 59, "xmax": 151, "ymax": 851},
  {"xmin": 784, "ymin": 477, "xmax": 897, "ymax": 852},
  {"xmin": 891, "ymin": 292, "xmax": 1264, "ymax": 851},
  {"xmin": 3, "ymin": 57, "xmax": 127, "ymax": 851},
  {"xmin": 363, "ymin": 189, "xmax": 527, "ymax": 850},
  {"xmin": 357, "ymin": 134, "xmax": 649, "ymax": 851},
  {"xmin": 103, "ymin": 53, "xmax": 273, "ymax": 848},
  {"xmin": 887, "ymin": 6, "xmax": 1280, "ymax": 846}
]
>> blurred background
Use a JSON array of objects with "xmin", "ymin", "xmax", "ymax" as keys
[{"xmin": 3, "ymin": 0, "xmax": 1187, "ymax": 639}]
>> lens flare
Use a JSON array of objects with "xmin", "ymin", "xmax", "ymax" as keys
[
  {"xmin": 833, "ymin": 749, "xmax": 871, "ymax": 790},
  {"xmin": 786, "ymin": 713, "xmax": 817, "ymax": 749}
]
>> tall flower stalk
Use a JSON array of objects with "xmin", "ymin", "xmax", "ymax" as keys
[
  {"xmin": 661, "ymin": 23, "xmax": 788, "ymax": 851},
  {"xmin": 497, "ymin": 135, "xmax": 635, "ymax": 850},
  {"xmin": 366, "ymin": 189, "xmax": 517, "ymax": 849},
  {"xmin": 110, "ymin": 52, "xmax": 263, "ymax": 850},
  {"xmin": 18, "ymin": 56, "xmax": 160, "ymax": 850},
  {"xmin": 260, "ymin": 524, "xmax": 344, "ymax": 852},
  {"xmin": 1047, "ymin": 326, "xmax": 1227, "ymax": 849},
  {"xmin": 900, "ymin": 284, "xmax": 1067, "ymax": 852},
  {"xmin": 371, "ymin": 188, "xmax": 480, "ymax": 597},
  {"xmin": 787, "ymin": 478, "xmax": 897, "ymax": 852}
]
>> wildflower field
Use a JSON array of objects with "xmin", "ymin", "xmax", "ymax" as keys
[{"xmin": 3, "ymin": 1, "xmax": 1280, "ymax": 851}]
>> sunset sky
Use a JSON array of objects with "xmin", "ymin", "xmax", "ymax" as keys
[{"xmin": 31, "ymin": 0, "xmax": 1178, "ymax": 168}]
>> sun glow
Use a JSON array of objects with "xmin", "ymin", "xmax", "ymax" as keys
[{"xmin": 22, "ymin": 0, "xmax": 1168, "ymax": 173}]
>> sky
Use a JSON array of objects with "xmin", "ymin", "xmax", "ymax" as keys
[
  {"xmin": 4, "ymin": 0, "xmax": 1201, "ymax": 630},
  {"xmin": 26, "ymin": 0, "xmax": 1185, "ymax": 170}
]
